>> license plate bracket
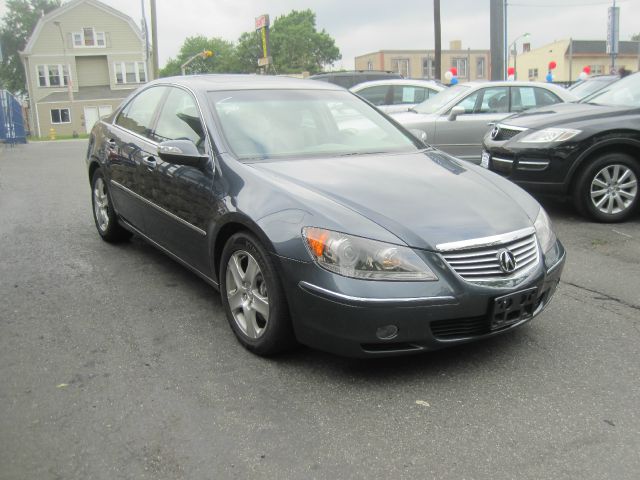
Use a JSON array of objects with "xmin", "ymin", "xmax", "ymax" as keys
[{"xmin": 490, "ymin": 287, "xmax": 538, "ymax": 331}]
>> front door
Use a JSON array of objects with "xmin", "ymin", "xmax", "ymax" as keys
[
  {"xmin": 143, "ymin": 86, "xmax": 213, "ymax": 273},
  {"xmin": 84, "ymin": 106, "xmax": 99, "ymax": 133},
  {"xmin": 434, "ymin": 86, "xmax": 510, "ymax": 163}
]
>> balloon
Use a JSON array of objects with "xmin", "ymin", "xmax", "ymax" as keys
[
  {"xmin": 507, "ymin": 67, "xmax": 515, "ymax": 76},
  {"xmin": 444, "ymin": 71, "xmax": 453, "ymax": 81},
  {"xmin": 548, "ymin": 61, "xmax": 557, "ymax": 70},
  {"xmin": 583, "ymin": 65, "xmax": 591, "ymax": 74},
  {"xmin": 507, "ymin": 74, "xmax": 515, "ymax": 81},
  {"xmin": 546, "ymin": 72, "xmax": 553, "ymax": 82},
  {"xmin": 450, "ymin": 77, "xmax": 459, "ymax": 85},
  {"xmin": 578, "ymin": 71, "xmax": 588, "ymax": 81},
  {"xmin": 450, "ymin": 67, "xmax": 458, "ymax": 76}
]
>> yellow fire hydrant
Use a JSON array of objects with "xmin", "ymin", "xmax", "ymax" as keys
[{"xmin": 49, "ymin": 128, "xmax": 56, "ymax": 140}]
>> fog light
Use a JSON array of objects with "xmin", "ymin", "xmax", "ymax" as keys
[{"xmin": 376, "ymin": 325, "xmax": 398, "ymax": 340}]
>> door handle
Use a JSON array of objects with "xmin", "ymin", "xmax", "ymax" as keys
[{"xmin": 143, "ymin": 156, "xmax": 157, "ymax": 169}]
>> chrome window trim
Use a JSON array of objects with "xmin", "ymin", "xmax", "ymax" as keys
[
  {"xmin": 110, "ymin": 180, "xmax": 206, "ymax": 236},
  {"xmin": 298, "ymin": 281, "xmax": 457, "ymax": 307},
  {"xmin": 436, "ymin": 226, "xmax": 535, "ymax": 252}
]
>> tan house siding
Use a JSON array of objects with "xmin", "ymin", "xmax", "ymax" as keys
[
  {"xmin": 76, "ymin": 56, "xmax": 110, "ymax": 86},
  {"xmin": 20, "ymin": 0, "xmax": 151, "ymax": 137}
]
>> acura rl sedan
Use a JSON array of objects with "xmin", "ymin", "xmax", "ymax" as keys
[
  {"xmin": 87, "ymin": 75, "xmax": 565, "ymax": 358},
  {"xmin": 482, "ymin": 72, "xmax": 640, "ymax": 222}
]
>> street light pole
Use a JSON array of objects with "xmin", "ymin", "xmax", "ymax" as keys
[{"xmin": 509, "ymin": 33, "xmax": 530, "ymax": 80}]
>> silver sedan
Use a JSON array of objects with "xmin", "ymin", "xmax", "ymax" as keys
[{"xmin": 391, "ymin": 81, "xmax": 578, "ymax": 163}]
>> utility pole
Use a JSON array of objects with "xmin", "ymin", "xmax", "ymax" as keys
[
  {"xmin": 489, "ymin": 0, "xmax": 505, "ymax": 80},
  {"xmin": 150, "ymin": 0, "xmax": 159, "ymax": 79},
  {"xmin": 434, "ymin": 0, "xmax": 441, "ymax": 81}
]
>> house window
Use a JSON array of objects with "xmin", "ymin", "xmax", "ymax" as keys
[
  {"xmin": 528, "ymin": 68, "xmax": 539, "ymax": 80},
  {"xmin": 422, "ymin": 58, "xmax": 435, "ymax": 79},
  {"xmin": 51, "ymin": 108, "xmax": 71, "ymax": 124},
  {"xmin": 114, "ymin": 61, "xmax": 147, "ymax": 84},
  {"xmin": 476, "ymin": 57, "xmax": 485, "ymax": 78},
  {"xmin": 391, "ymin": 58, "xmax": 410, "ymax": 77},
  {"xmin": 452, "ymin": 58, "xmax": 468, "ymax": 78},
  {"xmin": 72, "ymin": 27, "xmax": 106, "ymax": 47},
  {"xmin": 589, "ymin": 65, "xmax": 604, "ymax": 75},
  {"xmin": 37, "ymin": 64, "xmax": 70, "ymax": 87},
  {"xmin": 367, "ymin": 60, "xmax": 373, "ymax": 71}
]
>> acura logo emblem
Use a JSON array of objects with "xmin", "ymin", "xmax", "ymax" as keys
[
  {"xmin": 490, "ymin": 125, "xmax": 500, "ymax": 139},
  {"xmin": 497, "ymin": 248, "xmax": 517, "ymax": 273}
]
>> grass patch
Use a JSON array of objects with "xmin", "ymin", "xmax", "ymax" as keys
[{"xmin": 28, "ymin": 134, "xmax": 90, "ymax": 142}]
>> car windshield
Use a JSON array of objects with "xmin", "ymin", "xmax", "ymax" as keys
[
  {"xmin": 569, "ymin": 77, "xmax": 617, "ymax": 99},
  {"xmin": 208, "ymin": 89, "xmax": 420, "ymax": 160},
  {"xmin": 413, "ymin": 84, "xmax": 471, "ymax": 114},
  {"xmin": 581, "ymin": 73, "xmax": 640, "ymax": 107}
]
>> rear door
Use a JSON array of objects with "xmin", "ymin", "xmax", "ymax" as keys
[
  {"xmin": 434, "ymin": 86, "xmax": 510, "ymax": 162},
  {"xmin": 105, "ymin": 86, "xmax": 168, "ymax": 233},
  {"xmin": 143, "ymin": 86, "xmax": 213, "ymax": 272}
]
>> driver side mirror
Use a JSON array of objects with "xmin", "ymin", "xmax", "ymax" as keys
[
  {"xmin": 448, "ymin": 106, "xmax": 465, "ymax": 121},
  {"xmin": 157, "ymin": 140, "xmax": 208, "ymax": 169}
]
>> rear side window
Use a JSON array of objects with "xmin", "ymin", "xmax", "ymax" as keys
[
  {"xmin": 510, "ymin": 86, "xmax": 562, "ymax": 112},
  {"xmin": 392, "ymin": 86, "xmax": 431, "ymax": 105},
  {"xmin": 153, "ymin": 87, "xmax": 206, "ymax": 153},
  {"xmin": 115, "ymin": 86, "xmax": 167, "ymax": 139},
  {"xmin": 357, "ymin": 85, "xmax": 392, "ymax": 105}
]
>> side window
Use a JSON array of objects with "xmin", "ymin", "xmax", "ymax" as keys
[
  {"xmin": 115, "ymin": 86, "xmax": 166, "ymax": 138},
  {"xmin": 154, "ymin": 88, "xmax": 206, "ymax": 153},
  {"xmin": 510, "ymin": 87, "xmax": 538, "ymax": 112},
  {"xmin": 534, "ymin": 88, "xmax": 562, "ymax": 107},
  {"xmin": 456, "ymin": 91, "xmax": 480, "ymax": 113},
  {"xmin": 477, "ymin": 87, "xmax": 509, "ymax": 113},
  {"xmin": 358, "ymin": 85, "xmax": 392, "ymax": 106},
  {"xmin": 393, "ymin": 86, "xmax": 429, "ymax": 105}
]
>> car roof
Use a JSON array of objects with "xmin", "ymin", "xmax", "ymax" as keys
[
  {"xmin": 350, "ymin": 79, "xmax": 445, "ymax": 91},
  {"xmin": 150, "ymin": 74, "xmax": 344, "ymax": 92}
]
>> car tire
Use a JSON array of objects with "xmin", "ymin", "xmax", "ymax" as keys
[
  {"xmin": 573, "ymin": 153, "xmax": 639, "ymax": 222},
  {"xmin": 219, "ymin": 232, "xmax": 297, "ymax": 356},
  {"xmin": 91, "ymin": 168, "xmax": 132, "ymax": 242}
]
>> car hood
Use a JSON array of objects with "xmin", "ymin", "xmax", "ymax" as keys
[
  {"xmin": 250, "ymin": 150, "xmax": 535, "ymax": 251},
  {"xmin": 389, "ymin": 110, "xmax": 437, "ymax": 125},
  {"xmin": 501, "ymin": 102, "xmax": 631, "ymax": 130}
]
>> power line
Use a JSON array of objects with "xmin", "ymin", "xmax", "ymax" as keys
[{"xmin": 509, "ymin": 0, "xmax": 633, "ymax": 6}]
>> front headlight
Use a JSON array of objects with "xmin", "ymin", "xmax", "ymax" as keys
[
  {"xmin": 534, "ymin": 208, "xmax": 556, "ymax": 253},
  {"xmin": 302, "ymin": 227, "xmax": 437, "ymax": 281},
  {"xmin": 520, "ymin": 128, "xmax": 581, "ymax": 143}
]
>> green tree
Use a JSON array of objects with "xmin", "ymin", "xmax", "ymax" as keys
[
  {"xmin": 233, "ymin": 31, "xmax": 262, "ymax": 73},
  {"xmin": 269, "ymin": 10, "xmax": 341, "ymax": 74},
  {"xmin": 159, "ymin": 35, "xmax": 236, "ymax": 77},
  {"xmin": 632, "ymin": 33, "xmax": 640, "ymax": 41},
  {"xmin": 0, "ymin": 0, "xmax": 61, "ymax": 94}
]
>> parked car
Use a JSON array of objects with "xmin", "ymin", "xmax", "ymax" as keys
[
  {"xmin": 391, "ymin": 81, "xmax": 577, "ymax": 163},
  {"xmin": 568, "ymin": 74, "xmax": 619, "ymax": 100},
  {"xmin": 309, "ymin": 70, "xmax": 402, "ymax": 89},
  {"xmin": 482, "ymin": 72, "xmax": 640, "ymax": 222},
  {"xmin": 351, "ymin": 79, "xmax": 445, "ymax": 114},
  {"xmin": 87, "ymin": 75, "xmax": 564, "ymax": 358}
]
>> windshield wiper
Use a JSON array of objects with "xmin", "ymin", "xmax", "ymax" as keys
[
  {"xmin": 408, "ymin": 107, "xmax": 418, "ymax": 113},
  {"xmin": 336, "ymin": 151, "xmax": 386, "ymax": 157}
]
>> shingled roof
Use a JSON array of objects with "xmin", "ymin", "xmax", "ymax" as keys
[{"xmin": 568, "ymin": 40, "xmax": 640, "ymax": 56}]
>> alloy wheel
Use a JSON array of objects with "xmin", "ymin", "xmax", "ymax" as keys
[
  {"xmin": 225, "ymin": 250, "xmax": 269, "ymax": 339},
  {"xmin": 93, "ymin": 177, "xmax": 110, "ymax": 232},
  {"xmin": 590, "ymin": 164, "xmax": 638, "ymax": 215}
]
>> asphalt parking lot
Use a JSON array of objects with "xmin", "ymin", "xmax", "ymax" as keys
[{"xmin": 1, "ymin": 141, "xmax": 639, "ymax": 480}]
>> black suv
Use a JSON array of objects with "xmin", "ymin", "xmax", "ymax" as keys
[
  {"xmin": 309, "ymin": 70, "xmax": 402, "ymax": 89},
  {"xmin": 482, "ymin": 72, "xmax": 640, "ymax": 222}
]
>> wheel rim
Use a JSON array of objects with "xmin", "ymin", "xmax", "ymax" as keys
[
  {"xmin": 93, "ymin": 177, "xmax": 110, "ymax": 232},
  {"xmin": 225, "ymin": 250, "xmax": 269, "ymax": 339},
  {"xmin": 590, "ymin": 164, "xmax": 638, "ymax": 215}
]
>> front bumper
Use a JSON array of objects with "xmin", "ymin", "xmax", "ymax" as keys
[
  {"xmin": 277, "ymin": 240, "xmax": 566, "ymax": 358},
  {"xmin": 482, "ymin": 138, "xmax": 581, "ymax": 195}
]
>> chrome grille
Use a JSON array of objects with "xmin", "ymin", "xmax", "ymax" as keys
[
  {"xmin": 440, "ymin": 232, "xmax": 539, "ymax": 282},
  {"xmin": 494, "ymin": 127, "xmax": 523, "ymax": 141}
]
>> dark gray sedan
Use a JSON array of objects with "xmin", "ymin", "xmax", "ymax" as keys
[{"xmin": 87, "ymin": 75, "xmax": 565, "ymax": 358}]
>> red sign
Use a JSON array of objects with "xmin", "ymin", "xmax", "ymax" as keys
[{"xmin": 255, "ymin": 14, "xmax": 269, "ymax": 30}]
